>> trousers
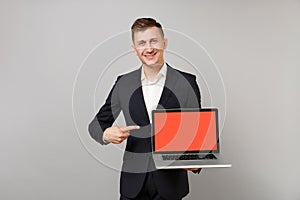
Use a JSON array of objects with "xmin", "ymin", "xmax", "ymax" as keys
[{"xmin": 120, "ymin": 172, "xmax": 181, "ymax": 200}]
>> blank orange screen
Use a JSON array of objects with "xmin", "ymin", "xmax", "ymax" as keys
[{"xmin": 154, "ymin": 111, "xmax": 217, "ymax": 152}]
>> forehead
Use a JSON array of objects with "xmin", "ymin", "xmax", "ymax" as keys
[{"xmin": 133, "ymin": 27, "xmax": 164, "ymax": 42}]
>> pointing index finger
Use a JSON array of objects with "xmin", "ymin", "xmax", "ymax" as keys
[{"xmin": 120, "ymin": 125, "xmax": 140, "ymax": 132}]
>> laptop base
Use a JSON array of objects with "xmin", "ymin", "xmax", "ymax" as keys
[
  {"xmin": 153, "ymin": 154, "xmax": 232, "ymax": 169},
  {"xmin": 155, "ymin": 163, "xmax": 232, "ymax": 169}
]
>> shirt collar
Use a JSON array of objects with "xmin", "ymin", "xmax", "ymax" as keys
[{"xmin": 141, "ymin": 63, "xmax": 167, "ymax": 82}]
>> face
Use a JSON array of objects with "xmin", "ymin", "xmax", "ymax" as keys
[{"xmin": 132, "ymin": 27, "xmax": 168, "ymax": 68}]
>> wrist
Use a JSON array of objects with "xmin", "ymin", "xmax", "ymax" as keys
[{"xmin": 102, "ymin": 131, "xmax": 110, "ymax": 144}]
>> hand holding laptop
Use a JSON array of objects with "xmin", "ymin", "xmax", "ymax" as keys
[
  {"xmin": 184, "ymin": 168, "xmax": 200, "ymax": 171},
  {"xmin": 103, "ymin": 125, "xmax": 140, "ymax": 144}
]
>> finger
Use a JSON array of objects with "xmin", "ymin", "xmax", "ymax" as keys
[
  {"xmin": 112, "ymin": 140, "xmax": 122, "ymax": 144},
  {"xmin": 117, "ymin": 134, "xmax": 129, "ymax": 142},
  {"xmin": 120, "ymin": 125, "xmax": 140, "ymax": 132},
  {"xmin": 184, "ymin": 168, "xmax": 199, "ymax": 171},
  {"xmin": 121, "ymin": 132, "xmax": 130, "ymax": 139},
  {"xmin": 112, "ymin": 137, "xmax": 124, "ymax": 144}
]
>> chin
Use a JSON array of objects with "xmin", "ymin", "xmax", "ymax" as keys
[
  {"xmin": 142, "ymin": 59, "xmax": 155, "ymax": 65},
  {"xmin": 144, "ymin": 62, "xmax": 161, "ymax": 68}
]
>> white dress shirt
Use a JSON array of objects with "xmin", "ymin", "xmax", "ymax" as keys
[
  {"xmin": 103, "ymin": 64, "xmax": 167, "ymax": 143},
  {"xmin": 141, "ymin": 63, "xmax": 167, "ymax": 122}
]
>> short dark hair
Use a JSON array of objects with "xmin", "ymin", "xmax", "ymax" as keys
[{"xmin": 131, "ymin": 18, "xmax": 164, "ymax": 41}]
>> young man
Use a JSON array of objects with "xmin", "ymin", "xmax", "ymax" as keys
[{"xmin": 89, "ymin": 18, "xmax": 201, "ymax": 200}]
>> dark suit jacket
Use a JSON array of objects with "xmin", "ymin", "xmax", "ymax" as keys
[{"xmin": 88, "ymin": 64, "xmax": 201, "ymax": 199}]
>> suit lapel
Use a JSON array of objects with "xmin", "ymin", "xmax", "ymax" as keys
[
  {"xmin": 130, "ymin": 67, "xmax": 150, "ymax": 124},
  {"xmin": 157, "ymin": 64, "xmax": 179, "ymax": 109}
]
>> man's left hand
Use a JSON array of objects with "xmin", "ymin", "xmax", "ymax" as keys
[{"xmin": 184, "ymin": 168, "xmax": 199, "ymax": 171}]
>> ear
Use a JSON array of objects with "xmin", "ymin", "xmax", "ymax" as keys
[
  {"xmin": 163, "ymin": 38, "xmax": 168, "ymax": 50},
  {"xmin": 132, "ymin": 45, "xmax": 138, "ymax": 55}
]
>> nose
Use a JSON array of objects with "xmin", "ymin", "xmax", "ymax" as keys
[{"xmin": 145, "ymin": 41, "xmax": 154, "ymax": 50}]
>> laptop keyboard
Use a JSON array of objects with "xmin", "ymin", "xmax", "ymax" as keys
[{"xmin": 162, "ymin": 154, "xmax": 217, "ymax": 161}]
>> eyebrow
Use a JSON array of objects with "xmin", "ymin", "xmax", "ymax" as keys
[{"xmin": 136, "ymin": 37, "xmax": 159, "ymax": 43}]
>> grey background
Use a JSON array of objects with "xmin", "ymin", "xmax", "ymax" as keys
[{"xmin": 1, "ymin": 0, "xmax": 299, "ymax": 200}]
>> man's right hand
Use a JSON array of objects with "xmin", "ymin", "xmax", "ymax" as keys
[{"xmin": 103, "ymin": 125, "xmax": 140, "ymax": 144}]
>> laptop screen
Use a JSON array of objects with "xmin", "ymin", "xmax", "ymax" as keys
[{"xmin": 152, "ymin": 109, "xmax": 219, "ymax": 153}]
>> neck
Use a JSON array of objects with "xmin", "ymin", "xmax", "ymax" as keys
[{"xmin": 143, "ymin": 63, "xmax": 164, "ymax": 82}]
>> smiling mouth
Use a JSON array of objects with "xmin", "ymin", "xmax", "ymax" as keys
[{"xmin": 144, "ymin": 51, "xmax": 157, "ymax": 59}]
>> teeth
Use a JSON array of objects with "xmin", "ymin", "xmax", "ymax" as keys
[{"xmin": 145, "ymin": 52, "xmax": 156, "ymax": 58}]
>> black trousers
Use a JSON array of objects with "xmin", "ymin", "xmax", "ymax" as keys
[{"xmin": 120, "ymin": 172, "xmax": 181, "ymax": 200}]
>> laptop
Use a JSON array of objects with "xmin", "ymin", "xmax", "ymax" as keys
[{"xmin": 151, "ymin": 108, "xmax": 232, "ymax": 169}]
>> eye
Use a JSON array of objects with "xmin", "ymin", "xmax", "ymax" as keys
[
  {"xmin": 150, "ymin": 39, "xmax": 158, "ymax": 44},
  {"xmin": 137, "ymin": 41, "xmax": 145, "ymax": 46}
]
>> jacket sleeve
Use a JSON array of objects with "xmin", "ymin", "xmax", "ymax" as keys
[{"xmin": 88, "ymin": 77, "xmax": 122, "ymax": 145}]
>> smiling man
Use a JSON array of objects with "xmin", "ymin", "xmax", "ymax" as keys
[{"xmin": 89, "ymin": 18, "xmax": 201, "ymax": 200}]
